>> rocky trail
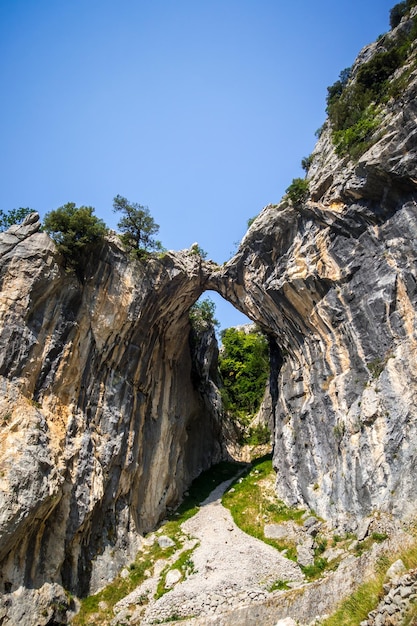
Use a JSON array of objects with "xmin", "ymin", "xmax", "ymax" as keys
[
  {"xmin": 111, "ymin": 472, "xmax": 305, "ymax": 625},
  {"xmin": 104, "ymin": 466, "xmax": 417, "ymax": 626}
]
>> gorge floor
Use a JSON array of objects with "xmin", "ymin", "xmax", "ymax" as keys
[
  {"xmin": 72, "ymin": 461, "xmax": 417, "ymax": 626},
  {"xmin": 132, "ymin": 474, "xmax": 303, "ymax": 625}
]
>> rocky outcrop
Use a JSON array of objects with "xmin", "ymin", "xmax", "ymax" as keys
[
  {"xmin": 2, "ymin": 7, "xmax": 417, "ymax": 625},
  {"xmin": 0, "ymin": 216, "xmax": 226, "ymax": 623},
  {"xmin": 209, "ymin": 9, "xmax": 417, "ymax": 530},
  {"xmin": 211, "ymin": 189, "xmax": 417, "ymax": 530}
]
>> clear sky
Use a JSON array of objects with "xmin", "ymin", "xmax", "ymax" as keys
[{"xmin": 1, "ymin": 0, "xmax": 395, "ymax": 330}]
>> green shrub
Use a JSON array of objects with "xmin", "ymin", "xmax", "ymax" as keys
[
  {"xmin": 285, "ymin": 178, "xmax": 309, "ymax": 206},
  {"xmin": 356, "ymin": 48, "xmax": 402, "ymax": 90},
  {"xmin": 332, "ymin": 104, "xmax": 381, "ymax": 159},
  {"xmin": 326, "ymin": 13, "xmax": 417, "ymax": 160},
  {"xmin": 391, "ymin": 1, "xmax": 408, "ymax": 28},
  {"xmin": 367, "ymin": 357, "xmax": 385, "ymax": 379},
  {"xmin": 326, "ymin": 67, "xmax": 352, "ymax": 116},
  {"xmin": 390, "ymin": 0, "xmax": 417, "ymax": 28},
  {"xmin": 189, "ymin": 243, "xmax": 208, "ymax": 259},
  {"xmin": 43, "ymin": 203, "xmax": 107, "ymax": 274},
  {"xmin": 244, "ymin": 423, "xmax": 271, "ymax": 445},
  {"xmin": 301, "ymin": 154, "xmax": 314, "ymax": 172}
]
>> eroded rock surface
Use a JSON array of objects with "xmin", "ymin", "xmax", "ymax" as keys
[
  {"xmin": 2, "ymin": 8, "xmax": 417, "ymax": 625},
  {"xmin": 208, "ymin": 9, "xmax": 417, "ymax": 532},
  {"xmin": 0, "ymin": 216, "xmax": 227, "ymax": 623}
]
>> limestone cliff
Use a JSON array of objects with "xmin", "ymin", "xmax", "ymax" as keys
[
  {"xmin": 0, "ymin": 215, "xmax": 225, "ymax": 622},
  {"xmin": 211, "ymin": 7, "xmax": 417, "ymax": 530},
  {"xmin": 2, "ymin": 6, "xmax": 417, "ymax": 625}
]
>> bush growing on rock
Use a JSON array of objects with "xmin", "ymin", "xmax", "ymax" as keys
[
  {"xmin": 326, "ymin": 7, "xmax": 417, "ymax": 159},
  {"xmin": 43, "ymin": 203, "xmax": 107, "ymax": 274},
  {"xmin": 390, "ymin": 0, "xmax": 417, "ymax": 28},
  {"xmin": 285, "ymin": 178, "xmax": 309, "ymax": 207},
  {"xmin": 189, "ymin": 297, "xmax": 219, "ymax": 333}
]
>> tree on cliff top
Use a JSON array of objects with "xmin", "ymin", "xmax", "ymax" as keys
[
  {"xmin": 43, "ymin": 202, "xmax": 107, "ymax": 273},
  {"xmin": 113, "ymin": 195, "xmax": 162, "ymax": 257},
  {"xmin": 0, "ymin": 207, "xmax": 33, "ymax": 231}
]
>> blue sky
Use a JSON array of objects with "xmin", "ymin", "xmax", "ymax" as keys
[{"xmin": 1, "ymin": 0, "xmax": 395, "ymax": 330}]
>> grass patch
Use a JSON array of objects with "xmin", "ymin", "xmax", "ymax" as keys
[
  {"xmin": 268, "ymin": 579, "xmax": 290, "ymax": 592},
  {"xmin": 155, "ymin": 546, "xmax": 198, "ymax": 599},
  {"xmin": 321, "ymin": 573, "xmax": 385, "ymax": 626},
  {"xmin": 72, "ymin": 542, "xmax": 174, "ymax": 625},
  {"xmin": 222, "ymin": 455, "xmax": 304, "ymax": 560},
  {"xmin": 301, "ymin": 557, "xmax": 328, "ymax": 581},
  {"xmin": 73, "ymin": 460, "xmax": 242, "ymax": 625},
  {"xmin": 322, "ymin": 538, "xmax": 417, "ymax": 625}
]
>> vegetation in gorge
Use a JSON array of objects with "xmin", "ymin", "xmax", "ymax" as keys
[
  {"xmin": 218, "ymin": 326, "xmax": 269, "ymax": 425},
  {"xmin": 72, "ymin": 461, "xmax": 242, "ymax": 625},
  {"xmin": 321, "ymin": 536, "xmax": 417, "ymax": 626},
  {"xmin": 222, "ymin": 456, "xmax": 304, "ymax": 564},
  {"xmin": 222, "ymin": 456, "xmax": 334, "ymax": 579}
]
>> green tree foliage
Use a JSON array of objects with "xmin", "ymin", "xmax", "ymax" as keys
[
  {"xmin": 301, "ymin": 154, "xmax": 314, "ymax": 173},
  {"xmin": 326, "ymin": 67, "xmax": 352, "ymax": 114},
  {"xmin": 391, "ymin": 1, "xmax": 408, "ymax": 28},
  {"xmin": 189, "ymin": 297, "xmax": 219, "ymax": 332},
  {"xmin": 113, "ymin": 195, "xmax": 162, "ymax": 257},
  {"xmin": 285, "ymin": 178, "xmax": 309, "ymax": 207},
  {"xmin": 332, "ymin": 104, "xmax": 381, "ymax": 159},
  {"xmin": 356, "ymin": 48, "xmax": 402, "ymax": 89},
  {"xmin": 0, "ymin": 207, "xmax": 33, "ymax": 232},
  {"xmin": 326, "ymin": 9, "xmax": 417, "ymax": 159},
  {"xmin": 219, "ymin": 327, "xmax": 269, "ymax": 419},
  {"xmin": 43, "ymin": 203, "xmax": 107, "ymax": 272},
  {"xmin": 390, "ymin": 0, "xmax": 417, "ymax": 29}
]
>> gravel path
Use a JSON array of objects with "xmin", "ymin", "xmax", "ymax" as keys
[{"xmin": 116, "ymin": 474, "xmax": 304, "ymax": 624}]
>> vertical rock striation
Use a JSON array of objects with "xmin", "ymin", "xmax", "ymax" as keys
[
  {"xmin": 0, "ymin": 215, "xmax": 225, "ymax": 622},
  {"xmin": 210, "ymin": 8, "xmax": 417, "ymax": 531},
  {"xmin": 2, "ymin": 8, "xmax": 417, "ymax": 623}
]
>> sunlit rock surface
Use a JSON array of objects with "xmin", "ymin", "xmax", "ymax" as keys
[
  {"xmin": 2, "ymin": 9, "xmax": 417, "ymax": 624},
  {"xmin": 0, "ymin": 216, "xmax": 226, "ymax": 623},
  {"xmin": 211, "ymin": 9, "xmax": 417, "ymax": 531}
]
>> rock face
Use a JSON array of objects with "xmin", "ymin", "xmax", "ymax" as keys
[
  {"xmin": 2, "ymin": 7, "xmax": 417, "ymax": 624},
  {"xmin": 0, "ymin": 216, "xmax": 226, "ymax": 623},
  {"xmin": 210, "ymin": 9, "xmax": 417, "ymax": 530}
]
